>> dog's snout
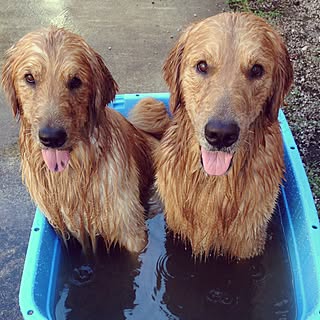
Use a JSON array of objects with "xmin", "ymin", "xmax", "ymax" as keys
[
  {"xmin": 204, "ymin": 119, "xmax": 240, "ymax": 149},
  {"xmin": 39, "ymin": 127, "xmax": 67, "ymax": 148}
]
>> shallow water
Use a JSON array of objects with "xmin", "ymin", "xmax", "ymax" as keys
[{"xmin": 55, "ymin": 202, "xmax": 296, "ymax": 320}]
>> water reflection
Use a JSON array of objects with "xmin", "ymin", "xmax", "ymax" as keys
[
  {"xmin": 56, "ymin": 202, "xmax": 295, "ymax": 320},
  {"xmin": 57, "ymin": 244, "xmax": 141, "ymax": 320},
  {"xmin": 126, "ymin": 214, "xmax": 174, "ymax": 319}
]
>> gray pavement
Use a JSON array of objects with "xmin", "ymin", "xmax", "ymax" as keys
[{"xmin": 0, "ymin": 1, "xmax": 226, "ymax": 318}]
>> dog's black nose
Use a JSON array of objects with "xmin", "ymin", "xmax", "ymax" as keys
[
  {"xmin": 39, "ymin": 127, "xmax": 67, "ymax": 148},
  {"xmin": 204, "ymin": 119, "xmax": 240, "ymax": 149}
]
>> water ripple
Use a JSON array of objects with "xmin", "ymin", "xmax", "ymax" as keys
[
  {"xmin": 206, "ymin": 288, "xmax": 239, "ymax": 306},
  {"xmin": 70, "ymin": 265, "xmax": 94, "ymax": 287},
  {"xmin": 249, "ymin": 262, "xmax": 266, "ymax": 281},
  {"xmin": 155, "ymin": 253, "xmax": 174, "ymax": 282}
]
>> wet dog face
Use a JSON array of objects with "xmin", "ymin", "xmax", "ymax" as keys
[
  {"xmin": 163, "ymin": 13, "xmax": 293, "ymax": 175},
  {"xmin": 2, "ymin": 27, "xmax": 118, "ymax": 172}
]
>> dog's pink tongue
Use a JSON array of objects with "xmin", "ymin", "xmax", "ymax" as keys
[
  {"xmin": 41, "ymin": 149, "xmax": 70, "ymax": 172},
  {"xmin": 201, "ymin": 148, "xmax": 233, "ymax": 176}
]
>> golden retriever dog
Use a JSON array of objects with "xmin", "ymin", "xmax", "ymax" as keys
[
  {"xmin": 1, "ymin": 27, "xmax": 168, "ymax": 253},
  {"xmin": 154, "ymin": 12, "xmax": 293, "ymax": 259}
]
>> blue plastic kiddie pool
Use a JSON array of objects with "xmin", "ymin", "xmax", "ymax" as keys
[{"xmin": 19, "ymin": 93, "xmax": 320, "ymax": 320}]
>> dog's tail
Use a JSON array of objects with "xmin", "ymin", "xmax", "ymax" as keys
[{"xmin": 128, "ymin": 97, "xmax": 170, "ymax": 140}]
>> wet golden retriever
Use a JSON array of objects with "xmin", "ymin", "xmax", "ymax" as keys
[
  {"xmin": 155, "ymin": 13, "xmax": 293, "ymax": 259},
  {"xmin": 1, "ymin": 27, "xmax": 168, "ymax": 253}
]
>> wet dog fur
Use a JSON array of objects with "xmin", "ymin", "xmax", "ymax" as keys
[
  {"xmin": 1, "ymin": 27, "xmax": 168, "ymax": 253},
  {"xmin": 154, "ymin": 13, "xmax": 293, "ymax": 259}
]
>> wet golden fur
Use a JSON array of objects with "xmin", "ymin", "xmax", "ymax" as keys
[
  {"xmin": 155, "ymin": 13, "xmax": 293, "ymax": 259},
  {"xmin": 1, "ymin": 27, "xmax": 168, "ymax": 253}
]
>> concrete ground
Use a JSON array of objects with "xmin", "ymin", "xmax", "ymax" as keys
[{"xmin": 0, "ymin": 0, "xmax": 227, "ymax": 318}]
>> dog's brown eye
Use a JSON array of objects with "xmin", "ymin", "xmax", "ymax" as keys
[
  {"xmin": 25, "ymin": 73, "xmax": 35, "ymax": 85},
  {"xmin": 249, "ymin": 64, "xmax": 264, "ymax": 79},
  {"xmin": 196, "ymin": 61, "xmax": 208, "ymax": 74},
  {"xmin": 68, "ymin": 77, "xmax": 82, "ymax": 90}
]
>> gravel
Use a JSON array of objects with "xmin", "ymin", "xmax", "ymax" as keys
[{"xmin": 230, "ymin": 0, "xmax": 320, "ymax": 214}]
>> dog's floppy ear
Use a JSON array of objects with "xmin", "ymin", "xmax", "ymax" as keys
[
  {"xmin": 265, "ymin": 35, "xmax": 293, "ymax": 123},
  {"xmin": 163, "ymin": 27, "xmax": 191, "ymax": 114},
  {"xmin": 1, "ymin": 46, "xmax": 20, "ymax": 119},
  {"xmin": 89, "ymin": 51, "xmax": 119, "ymax": 127},
  {"xmin": 93, "ymin": 52, "xmax": 118, "ymax": 107}
]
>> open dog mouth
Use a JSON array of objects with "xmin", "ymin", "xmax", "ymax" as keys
[
  {"xmin": 41, "ymin": 148, "xmax": 70, "ymax": 172},
  {"xmin": 38, "ymin": 126, "xmax": 70, "ymax": 172},
  {"xmin": 200, "ymin": 147, "xmax": 234, "ymax": 176}
]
